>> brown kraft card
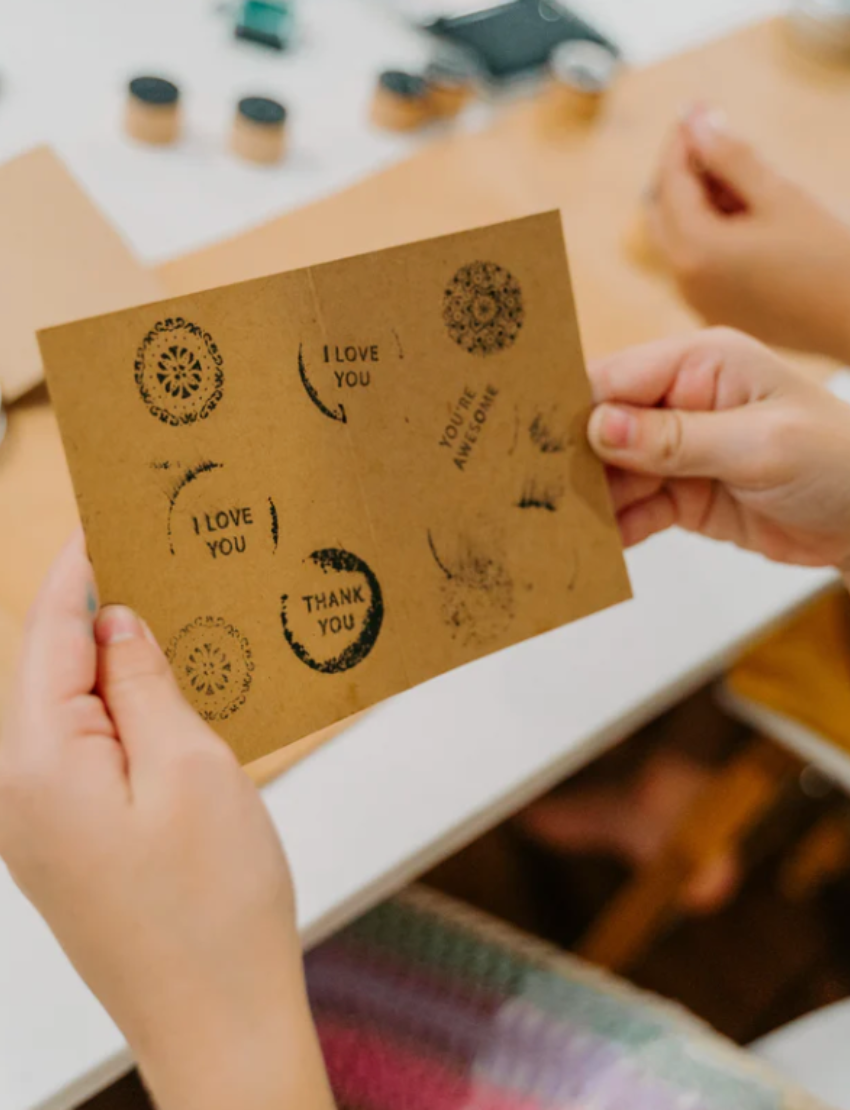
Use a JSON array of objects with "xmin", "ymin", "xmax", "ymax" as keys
[{"xmin": 39, "ymin": 212, "xmax": 632, "ymax": 765}]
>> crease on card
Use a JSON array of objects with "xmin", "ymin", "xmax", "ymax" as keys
[{"xmin": 304, "ymin": 266, "xmax": 413, "ymax": 691}]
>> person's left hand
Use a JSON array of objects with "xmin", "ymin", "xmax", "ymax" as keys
[
  {"xmin": 645, "ymin": 106, "xmax": 850, "ymax": 363},
  {"xmin": 0, "ymin": 532, "xmax": 334, "ymax": 1110}
]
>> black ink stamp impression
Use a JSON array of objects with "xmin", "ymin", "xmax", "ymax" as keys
[
  {"xmin": 135, "ymin": 318, "xmax": 224, "ymax": 426},
  {"xmin": 443, "ymin": 261, "xmax": 525, "ymax": 356},
  {"xmin": 428, "ymin": 528, "xmax": 515, "ymax": 647},
  {"xmin": 166, "ymin": 616, "xmax": 254, "ymax": 720},
  {"xmin": 280, "ymin": 548, "xmax": 383, "ymax": 674}
]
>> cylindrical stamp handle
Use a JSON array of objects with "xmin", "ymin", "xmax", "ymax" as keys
[
  {"xmin": 231, "ymin": 96, "xmax": 288, "ymax": 164},
  {"xmin": 125, "ymin": 76, "xmax": 181, "ymax": 145}
]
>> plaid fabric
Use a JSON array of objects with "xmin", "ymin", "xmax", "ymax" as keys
[{"xmin": 306, "ymin": 887, "xmax": 831, "ymax": 1110}]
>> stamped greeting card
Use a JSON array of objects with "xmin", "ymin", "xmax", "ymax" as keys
[{"xmin": 39, "ymin": 212, "xmax": 631, "ymax": 764}]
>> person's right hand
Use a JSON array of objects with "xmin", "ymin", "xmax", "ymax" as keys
[
  {"xmin": 647, "ymin": 106, "xmax": 850, "ymax": 363},
  {"xmin": 589, "ymin": 328, "xmax": 850, "ymax": 573}
]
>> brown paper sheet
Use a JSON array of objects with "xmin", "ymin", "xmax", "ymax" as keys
[
  {"xmin": 0, "ymin": 146, "xmax": 161, "ymax": 402},
  {"xmin": 40, "ymin": 212, "xmax": 631, "ymax": 764}
]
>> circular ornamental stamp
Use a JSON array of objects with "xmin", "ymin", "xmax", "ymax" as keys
[
  {"xmin": 443, "ymin": 261, "xmax": 524, "ymax": 356},
  {"xmin": 135, "ymin": 317, "xmax": 224, "ymax": 426},
  {"xmin": 166, "ymin": 615, "xmax": 254, "ymax": 721}
]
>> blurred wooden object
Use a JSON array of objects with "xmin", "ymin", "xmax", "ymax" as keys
[
  {"xmin": 781, "ymin": 807, "xmax": 850, "ymax": 901},
  {"xmin": 579, "ymin": 738, "xmax": 800, "ymax": 973}
]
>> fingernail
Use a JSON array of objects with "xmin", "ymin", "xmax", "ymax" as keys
[
  {"xmin": 592, "ymin": 405, "xmax": 635, "ymax": 451},
  {"xmin": 95, "ymin": 605, "xmax": 144, "ymax": 646},
  {"xmin": 689, "ymin": 107, "xmax": 728, "ymax": 146},
  {"xmin": 678, "ymin": 100, "xmax": 700, "ymax": 123}
]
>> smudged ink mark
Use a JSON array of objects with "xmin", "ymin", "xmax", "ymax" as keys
[
  {"xmin": 529, "ymin": 410, "xmax": 570, "ymax": 454},
  {"xmin": 280, "ymin": 548, "xmax": 383, "ymax": 674},
  {"xmin": 166, "ymin": 460, "xmax": 223, "ymax": 554},
  {"xmin": 427, "ymin": 529, "xmax": 454, "ymax": 580},
  {"xmin": 268, "ymin": 497, "xmax": 280, "ymax": 553},
  {"xmin": 150, "ymin": 460, "xmax": 174, "ymax": 471},
  {"xmin": 86, "ymin": 583, "xmax": 98, "ymax": 617},
  {"xmin": 166, "ymin": 616, "xmax": 254, "ymax": 721},
  {"xmin": 298, "ymin": 344, "xmax": 347, "ymax": 423},
  {"xmin": 443, "ymin": 261, "xmax": 524, "ymax": 356},
  {"xmin": 517, "ymin": 478, "xmax": 563, "ymax": 512},
  {"xmin": 135, "ymin": 318, "xmax": 224, "ymax": 426},
  {"xmin": 429, "ymin": 530, "xmax": 515, "ymax": 647},
  {"xmin": 392, "ymin": 328, "xmax": 405, "ymax": 359}
]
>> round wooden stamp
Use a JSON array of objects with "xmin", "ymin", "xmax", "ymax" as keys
[
  {"xmin": 231, "ymin": 96, "xmax": 288, "ymax": 165},
  {"xmin": 424, "ymin": 60, "xmax": 475, "ymax": 119},
  {"xmin": 548, "ymin": 40, "xmax": 618, "ymax": 122},
  {"xmin": 125, "ymin": 76, "xmax": 181, "ymax": 145},
  {"xmin": 371, "ymin": 70, "xmax": 431, "ymax": 131}
]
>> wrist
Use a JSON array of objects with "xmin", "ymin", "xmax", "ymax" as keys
[{"xmin": 132, "ymin": 957, "xmax": 333, "ymax": 1110}]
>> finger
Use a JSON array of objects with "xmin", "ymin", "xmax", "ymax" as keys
[
  {"xmin": 607, "ymin": 467, "xmax": 664, "ymax": 513},
  {"xmin": 18, "ymin": 529, "xmax": 98, "ymax": 712},
  {"xmin": 653, "ymin": 126, "xmax": 716, "ymax": 248},
  {"xmin": 95, "ymin": 606, "xmax": 224, "ymax": 778},
  {"xmin": 589, "ymin": 329, "xmax": 780, "ymax": 410},
  {"xmin": 682, "ymin": 105, "xmax": 770, "ymax": 203},
  {"xmin": 617, "ymin": 491, "xmax": 677, "ymax": 547},
  {"xmin": 588, "ymin": 401, "xmax": 765, "ymax": 484}
]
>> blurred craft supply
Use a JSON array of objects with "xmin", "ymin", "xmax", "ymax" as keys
[
  {"xmin": 307, "ymin": 887, "xmax": 821, "ymax": 1110},
  {"xmin": 234, "ymin": 0, "xmax": 294, "ymax": 50},
  {"xmin": 125, "ymin": 76, "xmax": 182, "ymax": 145},
  {"xmin": 371, "ymin": 70, "xmax": 432, "ymax": 130},
  {"xmin": 424, "ymin": 58, "xmax": 476, "ymax": 118},
  {"xmin": 788, "ymin": 0, "xmax": 850, "ymax": 57},
  {"xmin": 231, "ymin": 96, "xmax": 288, "ymax": 164},
  {"xmin": 549, "ymin": 38, "xmax": 618, "ymax": 120},
  {"xmin": 425, "ymin": 0, "xmax": 619, "ymax": 84}
]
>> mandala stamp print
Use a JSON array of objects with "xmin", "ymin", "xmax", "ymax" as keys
[
  {"xmin": 443, "ymin": 262, "xmax": 525, "ymax": 356},
  {"xmin": 166, "ymin": 616, "xmax": 254, "ymax": 720},
  {"xmin": 135, "ymin": 318, "xmax": 224, "ymax": 426}
]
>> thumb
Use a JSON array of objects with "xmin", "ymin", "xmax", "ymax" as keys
[
  {"xmin": 95, "ymin": 605, "xmax": 205, "ymax": 770},
  {"xmin": 683, "ymin": 107, "xmax": 768, "ymax": 203},
  {"xmin": 588, "ymin": 402, "xmax": 760, "ymax": 484}
]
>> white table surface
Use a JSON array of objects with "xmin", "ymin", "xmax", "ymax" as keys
[
  {"xmin": 755, "ymin": 1000, "xmax": 850, "ymax": 1109},
  {"xmin": 0, "ymin": 2, "xmax": 831, "ymax": 1110}
]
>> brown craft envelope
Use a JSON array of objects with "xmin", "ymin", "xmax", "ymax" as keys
[
  {"xmin": 0, "ymin": 146, "xmax": 161, "ymax": 402},
  {"xmin": 39, "ymin": 212, "xmax": 631, "ymax": 765}
]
